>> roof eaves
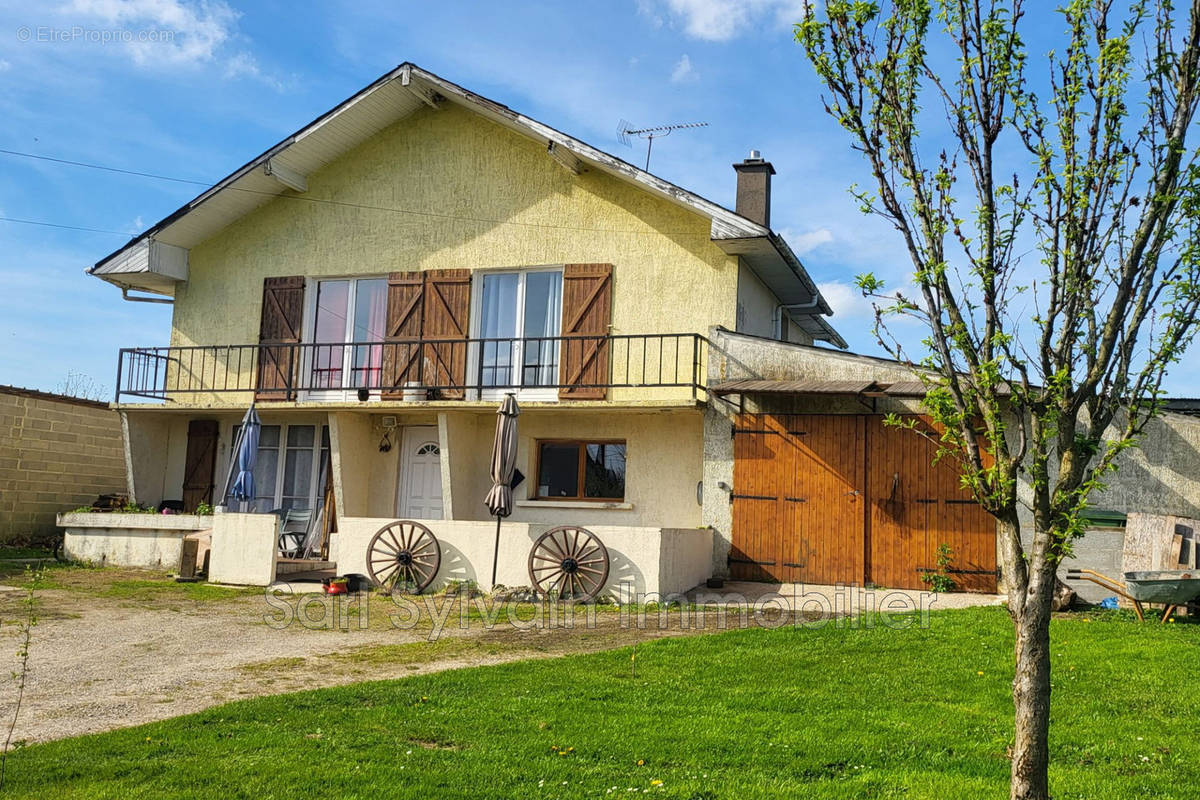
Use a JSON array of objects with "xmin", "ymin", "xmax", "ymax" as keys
[
  {"xmin": 94, "ymin": 63, "xmax": 770, "ymax": 274},
  {"xmin": 806, "ymin": 314, "xmax": 848, "ymax": 349},
  {"xmin": 405, "ymin": 65, "xmax": 766, "ymax": 239},
  {"xmin": 91, "ymin": 63, "xmax": 412, "ymax": 273},
  {"xmin": 767, "ymin": 233, "xmax": 832, "ymax": 316}
]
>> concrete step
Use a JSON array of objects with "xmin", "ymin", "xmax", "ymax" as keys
[{"xmin": 275, "ymin": 559, "xmax": 335, "ymax": 576}]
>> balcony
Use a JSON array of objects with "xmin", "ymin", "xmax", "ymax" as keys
[{"xmin": 114, "ymin": 333, "xmax": 709, "ymax": 405}]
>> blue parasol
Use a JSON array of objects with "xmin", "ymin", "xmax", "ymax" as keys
[{"xmin": 229, "ymin": 405, "xmax": 261, "ymax": 511}]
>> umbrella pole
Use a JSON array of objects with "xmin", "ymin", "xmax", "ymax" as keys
[{"xmin": 491, "ymin": 514, "xmax": 502, "ymax": 587}]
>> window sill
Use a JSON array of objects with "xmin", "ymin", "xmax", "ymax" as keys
[{"xmin": 516, "ymin": 499, "xmax": 633, "ymax": 511}]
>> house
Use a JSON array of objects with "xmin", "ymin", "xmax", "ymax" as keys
[
  {"xmin": 69, "ymin": 64, "xmax": 845, "ymax": 596},
  {"xmin": 64, "ymin": 64, "xmax": 1200, "ymax": 600}
]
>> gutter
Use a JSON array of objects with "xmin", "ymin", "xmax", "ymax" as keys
[
  {"xmin": 121, "ymin": 287, "xmax": 173, "ymax": 305},
  {"xmin": 773, "ymin": 297, "xmax": 822, "ymax": 340},
  {"xmin": 767, "ymin": 232, "xmax": 832, "ymax": 315}
]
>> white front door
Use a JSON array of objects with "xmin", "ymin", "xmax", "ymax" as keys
[{"xmin": 397, "ymin": 426, "xmax": 444, "ymax": 520}]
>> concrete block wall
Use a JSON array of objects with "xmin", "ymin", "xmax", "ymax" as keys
[{"xmin": 0, "ymin": 387, "xmax": 127, "ymax": 543}]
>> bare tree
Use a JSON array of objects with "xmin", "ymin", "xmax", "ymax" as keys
[
  {"xmin": 57, "ymin": 370, "xmax": 106, "ymax": 402},
  {"xmin": 798, "ymin": 1, "xmax": 1200, "ymax": 798}
]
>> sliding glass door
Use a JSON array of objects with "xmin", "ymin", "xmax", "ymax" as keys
[
  {"xmin": 307, "ymin": 277, "xmax": 387, "ymax": 397},
  {"xmin": 225, "ymin": 423, "xmax": 330, "ymax": 513},
  {"xmin": 475, "ymin": 268, "xmax": 562, "ymax": 397}
]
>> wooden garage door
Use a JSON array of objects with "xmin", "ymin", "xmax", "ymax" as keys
[
  {"xmin": 729, "ymin": 414, "xmax": 865, "ymax": 584},
  {"xmin": 729, "ymin": 414, "xmax": 997, "ymax": 592},
  {"xmin": 866, "ymin": 417, "xmax": 997, "ymax": 592}
]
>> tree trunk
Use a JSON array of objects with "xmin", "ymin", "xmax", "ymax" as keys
[{"xmin": 1010, "ymin": 564, "xmax": 1055, "ymax": 800}]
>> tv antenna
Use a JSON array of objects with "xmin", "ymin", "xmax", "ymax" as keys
[{"xmin": 617, "ymin": 119, "xmax": 709, "ymax": 171}]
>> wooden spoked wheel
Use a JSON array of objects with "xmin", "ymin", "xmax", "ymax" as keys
[
  {"xmin": 366, "ymin": 521, "xmax": 441, "ymax": 594},
  {"xmin": 528, "ymin": 526, "xmax": 610, "ymax": 602}
]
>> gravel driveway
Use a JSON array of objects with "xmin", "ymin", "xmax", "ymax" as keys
[
  {"xmin": 0, "ymin": 569, "xmax": 704, "ymax": 743},
  {"xmin": 0, "ymin": 566, "xmax": 1002, "ymax": 744}
]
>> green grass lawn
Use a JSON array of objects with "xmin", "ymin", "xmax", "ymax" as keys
[{"xmin": 6, "ymin": 607, "xmax": 1198, "ymax": 799}]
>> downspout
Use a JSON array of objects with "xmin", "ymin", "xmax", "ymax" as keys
[{"xmin": 773, "ymin": 297, "xmax": 822, "ymax": 340}]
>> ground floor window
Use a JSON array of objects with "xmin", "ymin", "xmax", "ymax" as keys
[
  {"xmin": 225, "ymin": 423, "xmax": 330, "ymax": 513},
  {"xmin": 534, "ymin": 440, "xmax": 626, "ymax": 500}
]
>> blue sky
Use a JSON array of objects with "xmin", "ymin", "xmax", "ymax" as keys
[{"xmin": 0, "ymin": 0, "xmax": 1197, "ymax": 398}]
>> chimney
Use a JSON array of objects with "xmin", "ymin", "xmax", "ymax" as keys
[{"xmin": 733, "ymin": 150, "xmax": 775, "ymax": 227}]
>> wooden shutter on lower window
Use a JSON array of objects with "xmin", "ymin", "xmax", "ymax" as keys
[
  {"xmin": 181, "ymin": 419, "xmax": 218, "ymax": 512},
  {"xmin": 422, "ymin": 269, "xmax": 471, "ymax": 399},
  {"xmin": 559, "ymin": 263, "xmax": 613, "ymax": 399},
  {"xmin": 256, "ymin": 276, "xmax": 305, "ymax": 400},
  {"xmin": 381, "ymin": 272, "xmax": 424, "ymax": 400}
]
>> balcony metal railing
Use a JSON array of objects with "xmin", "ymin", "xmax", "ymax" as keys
[{"xmin": 114, "ymin": 333, "xmax": 709, "ymax": 403}]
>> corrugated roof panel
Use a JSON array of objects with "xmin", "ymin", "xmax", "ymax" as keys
[
  {"xmin": 883, "ymin": 381, "xmax": 928, "ymax": 396},
  {"xmin": 711, "ymin": 379, "xmax": 880, "ymax": 396}
]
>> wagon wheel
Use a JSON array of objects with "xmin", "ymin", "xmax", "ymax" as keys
[
  {"xmin": 367, "ymin": 521, "xmax": 441, "ymax": 594},
  {"xmin": 528, "ymin": 526, "xmax": 610, "ymax": 602}
]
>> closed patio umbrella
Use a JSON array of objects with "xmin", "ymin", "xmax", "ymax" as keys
[
  {"xmin": 226, "ymin": 405, "xmax": 261, "ymax": 512},
  {"xmin": 484, "ymin": 393, "xmax": 520, "ymax": 586}
]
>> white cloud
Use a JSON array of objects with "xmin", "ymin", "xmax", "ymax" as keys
[
  {"xmin": 63, "ymin": 0, "xmax": 237, "ymax": 63},
  {"xmin": 818, "ymin": 281, "xmax": 877, "ymax": 322},
  {"xmin": 54, "ymin": 0, "xmax": 280, "ymax": 86},
  {"xmin": 670, "ymin": 54, "xmax": 696, "ymax": 83},
  {"xmin": 784, "ymin": 226, "xmax": 833, "ymax": 255},
  {"xmin": 819, "ymin": 280, "xmax": 921, "ymax": 327},
  {"xmin": 651, "ymin": 0, "xmax": 809, "ymax": 41},
  {"xmin": 0, "ymin": 59, "xmax": 10, "ymax": 72},
  {"xmin": 635, "ymin": 0, "xmax": 665, "ymax": 28}
]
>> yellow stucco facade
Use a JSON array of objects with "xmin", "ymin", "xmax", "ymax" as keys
[
  {"xmin": 157, "ymin": 103, "xmax": 742, "ymax": 408},
  {"xmin": 117, "ymin": 100, "xmax": 794, "ymax": 542},
  {"xmin": 327, "ymin": 407, "xmax": 703, "ymax": 529}
]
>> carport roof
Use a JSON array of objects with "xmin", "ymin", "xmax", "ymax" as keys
[
  {"xmin": 710, "ymin": 379, "xmax": 886, "ymax": 396},
  {"xmin": 710, "ymin": 378, "xmax": 1017, "ymax": 398}
]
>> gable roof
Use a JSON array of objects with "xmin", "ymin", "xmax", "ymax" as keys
[{"xmin": 91, "ymin": 63, "xmax": 844, "ymax": 348}]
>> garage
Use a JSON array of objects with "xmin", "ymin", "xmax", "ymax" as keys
[{"xmin": 729, "ymin": 413, "xmax": 997, "ymax": 592}]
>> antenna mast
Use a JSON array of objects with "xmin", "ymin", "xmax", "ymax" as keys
[{"xmin": 617, "ymin": 120, "xmax": 709, "ymax": 171}]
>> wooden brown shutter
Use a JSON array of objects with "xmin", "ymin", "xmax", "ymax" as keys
[
  {"xmin": 181, "ymin": 419, "xmax": 218, "ymax": 512},
  {"xmin": 381, "ymin": 271, "xmax": 424, "ymax": 399},
  {"xmin": 422, "ymin": 269, "xmax": 471, "ymax": 399},
  {"xmin": 256, "ymin": 276, "xmax": 305, "ymax": 400},
  {"xmin": 559, "ymin": 264, "xmax": 613, "ymax": 399}
]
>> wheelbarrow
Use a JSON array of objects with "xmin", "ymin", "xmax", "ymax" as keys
[{"xmin": 1066, "ymin": 568, "xmax": 1200, "ymax": 622}]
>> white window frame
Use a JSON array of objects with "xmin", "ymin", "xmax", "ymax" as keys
[
  {"xmin": 224, "ymin": 420, "xmax": 329, "ymax": 513},
  {"xmin": 301, "ymin": 276, "xmax": 388, "ymax": 402},
  {"xmin": 467, "ymin": 265, "xmax": 563, "ymax": 402}
]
